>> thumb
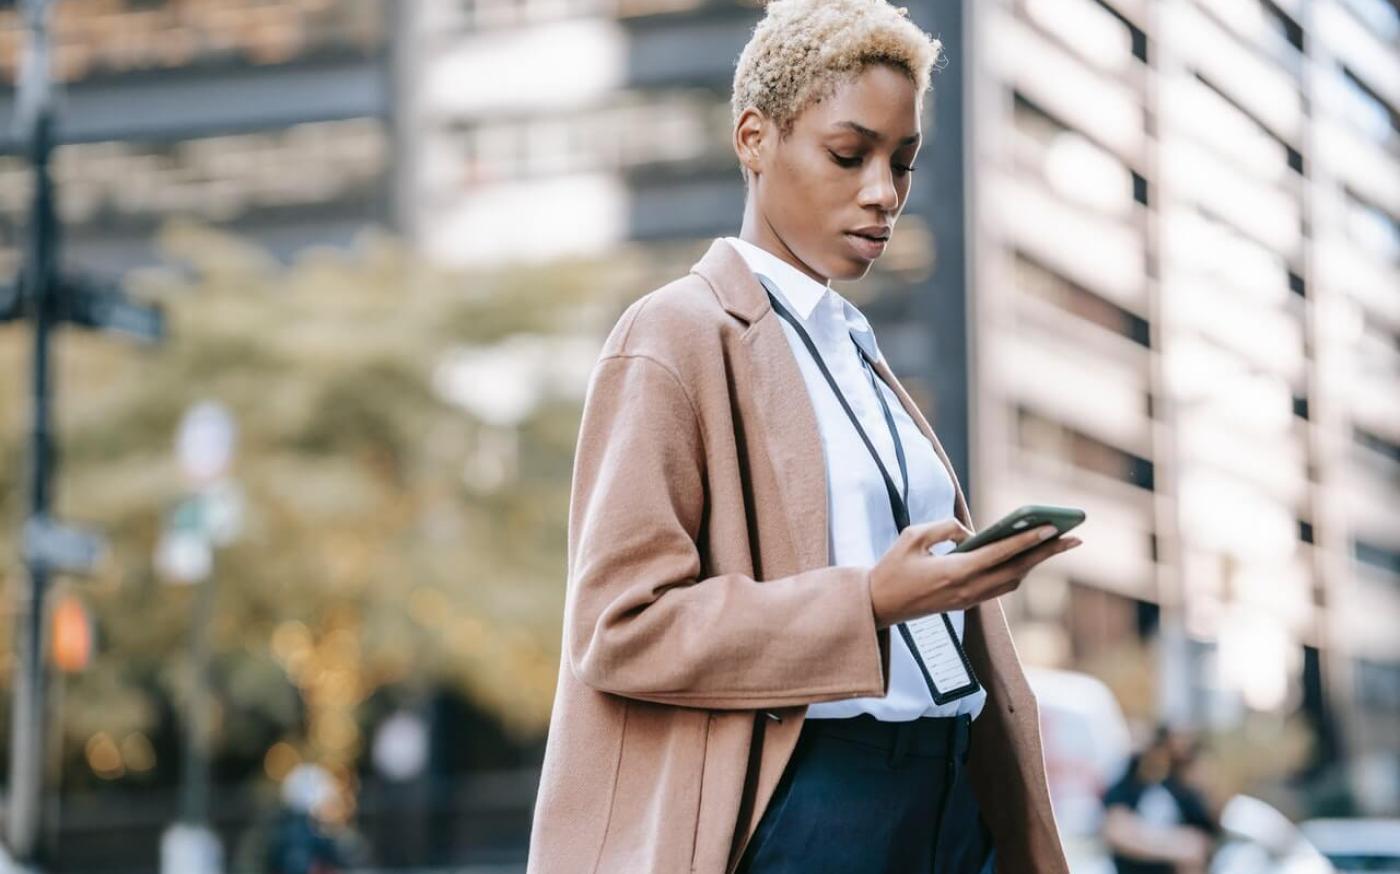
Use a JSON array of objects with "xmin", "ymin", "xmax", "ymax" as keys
[{"xmin": 905, "ymin": 518, "xmax": 971, "ymax": 552}]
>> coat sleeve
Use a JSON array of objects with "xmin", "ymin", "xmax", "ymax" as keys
[{"xmin": 563, "ymin": 352, "xmax": 893, "ymax": 709}]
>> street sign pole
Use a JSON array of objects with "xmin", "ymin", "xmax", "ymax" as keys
[
  {"xmin": 180, "ymin": 563, "xmax": 215, "ymax": 831},
  {"xmin": 3, "ymin": 3, "xmax": 163, "ymax": 868},
  {"xmin": 7, "ymin": 0, "xmax": 58, "ymax": 866}
]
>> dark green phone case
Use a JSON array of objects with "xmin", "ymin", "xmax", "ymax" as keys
[{"xmin": 951, "ymin": 503, "xmax": 1085, "ymax": 554}]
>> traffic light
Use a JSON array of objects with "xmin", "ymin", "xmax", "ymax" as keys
[{"xmin": 51, "ymin": 593, "xmax": 93, "ymax": 674}]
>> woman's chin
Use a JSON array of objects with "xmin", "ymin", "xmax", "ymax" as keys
[{"xmin": 831, "ymin": 257, "xmax": 876, "ymax": 282}]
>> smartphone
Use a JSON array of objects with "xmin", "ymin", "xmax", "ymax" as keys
[{"xmin": 950, "ymin": 504, "xmax": 1085, "ymax": 554}]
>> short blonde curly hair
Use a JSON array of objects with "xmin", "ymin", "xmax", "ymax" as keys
[{"xmin": 731, "ymin": 0, "xmax": 944, "ymax": 141}]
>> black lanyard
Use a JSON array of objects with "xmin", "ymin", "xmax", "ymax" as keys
[
  {"xmin": 763, "ymin": 283, "xmax": 911, "ymax": 534},
  {"xmin": 758, "ymin": 274, "xmax": 982, "ymax": 706}
]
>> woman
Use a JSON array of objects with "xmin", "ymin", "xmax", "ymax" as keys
[{"xmin": 528, "ymin": 1, "xmax": 1079, "ymax": 872}]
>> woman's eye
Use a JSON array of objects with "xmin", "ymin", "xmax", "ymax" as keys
[{"xmin": 829, "ymin": 150, "xmax": 917, "ymax": 176}]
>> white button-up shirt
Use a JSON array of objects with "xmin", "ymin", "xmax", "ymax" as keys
[{"xmin": 724, "ymin": 236, "xmax": 986, "ymax": 721}]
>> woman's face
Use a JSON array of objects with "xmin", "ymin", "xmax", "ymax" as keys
[{"xmin": 735, "ymin": 63, "xmax": 922, "ymax": 284}]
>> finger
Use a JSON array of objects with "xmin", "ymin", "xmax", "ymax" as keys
[
  {"xmin": 962, "ymin": 524, "xmax": 1060, "ymax": 572},
  {"xmin": 982, "ymin": 536, "xmax": 1078, "ymax": 584},
  {"xmin": 968, "ymin": 539, "xmax": 1070, "ymax": 592},
  {"xmin": 931, "ymin": 531, "xmax": 1076, "ymax": 588},
  {"xmin": 986, "ymin": 577, "xmax": 1025, "ymax": 601},
  {"xmin": 961, "ymin": 570, "xmax": 1026, "ymax": 607},
  {"xmin": 1011, "ymin": 534, "xmax": 1080, "ymax": 569}
]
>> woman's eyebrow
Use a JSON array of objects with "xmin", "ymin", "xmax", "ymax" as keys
[{"xmin": 833, "ymin": 120, "xmax": 921, "ymax": 145}]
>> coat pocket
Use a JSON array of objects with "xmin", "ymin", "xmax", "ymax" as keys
[
  {"xmin": 597, "ymin": 701, "xmax": 711, "ymax": 872},
  {"xmin": 689, "ymin": 711, "xmax": 715, "ymax": 871}
]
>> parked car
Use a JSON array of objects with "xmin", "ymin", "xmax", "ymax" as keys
[
  {"xmin": 1213, "ymin": 794, "xmax": 1334, "ymax": 874},
  {"xmin": 1300, "ymin": 818, "xmax": 1400, "ymax": 873}
]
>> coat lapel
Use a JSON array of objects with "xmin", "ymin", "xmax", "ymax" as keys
[
  {"xmin": 742, "ymin": 316, "xmax": 831, "ymax": 572},
  {"xmin": 690, "ymin": 239, "xmax": 829, "ymax": 574}
]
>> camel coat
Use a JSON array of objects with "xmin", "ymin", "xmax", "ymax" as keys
[{"xmin": 527, "ymin": 238, "xmax": 1069, "ymax": 874}]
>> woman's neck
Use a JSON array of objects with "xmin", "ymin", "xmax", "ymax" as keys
[{"xmin": 737, "ymin": 205, "xmax": 828, "ymax": 286}]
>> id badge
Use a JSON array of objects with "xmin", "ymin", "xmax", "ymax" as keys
[{"xmin": 897, "ymin": 615, "xmax": 981, "ymax": 705}]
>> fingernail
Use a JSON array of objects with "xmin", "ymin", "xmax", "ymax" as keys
[{"xmin": 1038, "ymin": 526, "xmax": 1056, "ymax": 540}]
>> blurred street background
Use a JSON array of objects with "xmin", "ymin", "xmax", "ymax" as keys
[{"xmin": 0, "ymin": 0, "xmax": 1395, "ymax": 872}]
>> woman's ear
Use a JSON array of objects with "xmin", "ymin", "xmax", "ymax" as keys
[{"xmin": 733, "ymin": 107, "xmax": 767, "ymax": 180}]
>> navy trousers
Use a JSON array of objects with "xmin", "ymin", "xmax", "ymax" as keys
[{"xmin": 736, "ymin": 713, "xmax": 996, "ymax": 874}]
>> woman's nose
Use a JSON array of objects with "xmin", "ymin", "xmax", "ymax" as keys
[{"xmin": 860, "ymin": 167, "xmax": 899, "ymax": 211}]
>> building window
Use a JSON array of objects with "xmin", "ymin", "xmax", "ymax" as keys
[
  {"xmin": 1013, "ymin": 251, "xmax": 1151, "ymax": 347},
  {"xmin": 1338, "ymin": 0, "xmax": 1400, "ymax": 42},
  {"xmin": 1337, "ymin": 67, "xmax": 1399, "ymax": 145},
  {"xmin": 0, "ymin": 1, "xmax": 387, "ymax": 83},
  {"xmin": 1343, "ymin": 189, "xmax": 1400, "ymax": 265},
  {"xmin": 1356, "ymin": 658, "xmax": 1400, "ymax": 713},
  {"xmin": 1353, "ymin": 540, "xmax": 1400, "ymax": 578},
  {"xmin": 1016, "ymin": 405, "xmax": 1155, "ymax": 489}
]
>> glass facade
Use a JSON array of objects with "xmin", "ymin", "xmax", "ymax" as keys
[{"xmin": 969, "ymin": 0, "xmax": 1399, "ymax": 812}]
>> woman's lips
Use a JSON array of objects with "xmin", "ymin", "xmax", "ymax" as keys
[{"xmin": 844, "ymin": 232, "xmax": 888, "ymax": 260}]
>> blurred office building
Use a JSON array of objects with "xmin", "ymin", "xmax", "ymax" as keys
[
  {"xmin": 960, "ymin": 0, "xmax": 1399, "ymax": 815},
  {"xmin": 1, "ymin": 0, "xmax": 1395, "ymax": 825},
  {"xmin": 0, "ymin": 0, "xmax": 394, "ymax": 274}
]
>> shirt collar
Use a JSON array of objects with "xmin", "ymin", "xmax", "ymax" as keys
[
  {"xmin": 721, "ymin": 236, "xmax": 883, "ymax": 364},
  {"xmin": 843, "ymin": 299, "xmax": 881, "ymax": 363}
]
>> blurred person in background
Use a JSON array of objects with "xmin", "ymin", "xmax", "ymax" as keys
[
  {"xmin": 258, "ymin": 763, "xmax": 364, "ymax": 874},
  {"xmin": 527, "ymin": 0, "xmax": 1081, "ymax": 872},
  {"xmin": 1102, "ymin": 726, "xmax": 1219, "ymax": 874}
]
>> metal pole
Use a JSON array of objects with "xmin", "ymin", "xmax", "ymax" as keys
[
  {"xmin": 179, "ymin": 571, "xmax": 216, "ymax": 828},
  {"xmin": 7, "ymin": 0, "xmax": 57, "ymax": 865},
  {"xmin": 917, "ymin": 0, "xmax": 973, "ymax": 491}
]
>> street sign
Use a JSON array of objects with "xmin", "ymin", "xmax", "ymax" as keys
[
  {"xmin": 62, "ymin": 276, "xmax": 164, "ymax": 344},
  {"xmin": 155, "ymin": 525, "xmax": 212, "ymax": 586},
  {"xmin": 176, "ymin": 402, "xmax": 236, "ymax": 484},
  {"xmin": 198, "ymin": 479, "xmax": 245, "ymax": 547},
  {"xmin": 0, "ymin": 282, "xmax": 17, "ymax": 322},
  {"xmin": 159, "ymin": 822, "xmax": 222, "ymax": 874},
  {"xmin": 21, "ymin": 515, "xmax": 105, "ymax": 575},
  {"xmin": 373, "ymin": 711, "xmax": 429, "ymax": 781},
  {"xmin": 0, "ymin": 277, "xmax": 164, "ymax": 340}
]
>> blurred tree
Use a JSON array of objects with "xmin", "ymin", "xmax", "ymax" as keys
[{"xmin": 0, "ymin": 220, "xmax": 677, "ymax": 792}]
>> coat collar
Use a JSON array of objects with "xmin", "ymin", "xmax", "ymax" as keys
[
  {"xmin": 689, "ymin": 237, "xmax": 773, "ymax": 325},
  {"xmin": 692, "ymin": 237, "xmax": 830, "ymax": 569},
  {"xmin": 721, "ymin": 235, "xmax": 831, "ymax": 320}
]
